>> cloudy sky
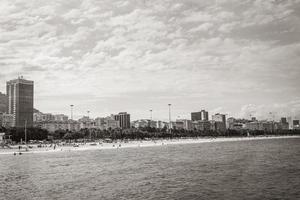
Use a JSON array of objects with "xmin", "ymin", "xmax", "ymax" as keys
[{"xmin": 0, "ymin": 0, "xmax": 300, "ymax": 121}]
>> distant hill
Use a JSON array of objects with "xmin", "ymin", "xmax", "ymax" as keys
[{"xmin": 0, "ymin": 92, "xmax": 40, "ymax": 113}]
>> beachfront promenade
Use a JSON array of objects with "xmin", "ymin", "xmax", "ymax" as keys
[{"xmin": 1, "ymin": 135, "xmax": 299, "ymax": 155}]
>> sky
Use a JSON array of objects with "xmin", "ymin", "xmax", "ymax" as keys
[{"xmin": 0, "ymin": 0, "xmax": 300, "ymax": 121}]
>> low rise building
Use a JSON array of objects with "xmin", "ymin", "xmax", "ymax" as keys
[
  {"xmin": 181, "ymin": 119, "xmax": 193, "ymax": 130},
  {"xmin": 172, "ymin": 120, "xmax": 184, "ymax": 130},
  {"xmin": 230, "ymin": 123, "xmax": 243, "ymax": 130},
  {"xmin": 277, "ymin": 117, "xmax": 289, "ymax": 130},
  {"xmin": 33, "ymin": 112, "xmax": 55, "ymax": 122},
  {"xmin": 78, "ymin": 116, "xmax": 95, "ymax": 129},
  {"xmin": 132, "ymin": 119, "xmax": 149, "ymax": 128},
  {"xmin": 293, "ymin": 120, "xmax": 300, "ymax": 130},
  {"xmin": 245, "ymin": 121, "xmax": 275, "ymax": 132},
  {"xmin": 156, "ymin": 121, "xmax": 168, "ymax": 129},
  {"xmin": 193, "ymin": 120, "xmax": 211, "ymax": 131},
  {"xmin": 34, "ymin": 121, "xmax": 69, "ymax": 132},
  {"xmin": 54, "ymin": 114, "xmax": 68, "ymax": 122},
  {"xmin": 215, "ymin": 121, "xmax": 226, "ymax": 132},
  {"xmin": 95, "ymin": 116, "xmax": 120, "ymax": 130},
  {"xmin": 34, "ymin": 120, "xmax": 81, "ymax": 132}
]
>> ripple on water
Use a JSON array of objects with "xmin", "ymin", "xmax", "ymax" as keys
[{"xmin": 0, "ymin": 138, "xmax": 300, "ymax": 200}]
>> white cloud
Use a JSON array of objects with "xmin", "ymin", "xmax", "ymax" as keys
[
  {"xmin": 239, "ymin": 100, "xmax": 300, "ymax": 120},
  {"xmin": 189, "ymin": 22, "xmax": 214, "ymax": 33},
  {"xmin": 0, "ymin": 0, "xmax": 300, "ymax": 120}
]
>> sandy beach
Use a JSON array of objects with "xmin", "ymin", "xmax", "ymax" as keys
[{"xmin": 0, "ymin": 135, "xmax": 299, "ymax": 155}]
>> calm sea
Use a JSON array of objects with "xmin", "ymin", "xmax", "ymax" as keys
[{"xmin": 0, "ymin": 138, "xmax": 300, "ymax": 200}]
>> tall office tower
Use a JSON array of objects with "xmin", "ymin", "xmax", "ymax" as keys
[
  {"xmin": 191, "ymin": 110, "xmax": 209, "ymax": 121},
  {"xmin": 114, "ymin": 112, "xmax": 130, "ymax": 129},
  {"xmin": 200, "ymin": 110, "xmax": 209, "ymax": 121},
  {"xmin": 6, "ymin": 77, "xmax": 34, "ymax": 128},
  {"xmin": 191, "ymin": 112, "xmax": 201, "ymax": 121},
  {"xmin": 212, "ymin": 113, "xmax": 226, "ymax": 131}
]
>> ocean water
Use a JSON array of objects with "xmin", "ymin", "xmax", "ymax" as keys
[{"xmin": 0, "ymin": 138, "xmax": 299, "ymax": 200}]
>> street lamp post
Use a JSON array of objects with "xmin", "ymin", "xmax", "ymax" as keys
[
  {"xmin": 168, "ymin": 104, "xmax": 171, "ymax": 132},
  {"xmin": 87, "ymin": 111, "xmax": 91, "ymax": 140},
  {"xmin": 70, "ymin": 105, "xmax": 74, "ymax": 120},
  {"xmin": 150, "ymin": 109, "xmax": 153, "ymax": 121}
]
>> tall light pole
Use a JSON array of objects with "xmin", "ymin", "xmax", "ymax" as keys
[
  {"xmin": 168, "ymin": 104, "xmax": 171, "ymax": 131},
  {"xmin": 87, "ymin": 111, "xmax": 91, "ymax": 140},
  {"xmin": 149, "ymin": 109, "xmax": 153, "ymax": 121},
  {"xmin": 87, "ymin": 110, "xmax": 90, "ymax": 129},
  {"xmin": 70, "ymin": 105, "xmax": 74, "ymax": 120}
]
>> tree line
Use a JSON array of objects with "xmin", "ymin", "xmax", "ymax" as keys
[{"xmin": 1, "ymin": 126, "xmax": 300, "ymax": 142}]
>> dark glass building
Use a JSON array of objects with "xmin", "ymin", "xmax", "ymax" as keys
[
  {"xmin": 191, "ymin": 110, "xmax": 209, "ymax": 121},
  {"xmin": 114, "ymin": 112, "xmax": 130, "ymax": 129},
  {"xmin": 6, "ymin": 77, "xmax": 34, "ymax": 128},
  {"xmin": 191, "ymin": 112, "xmax": 201, "ymax": 121}
]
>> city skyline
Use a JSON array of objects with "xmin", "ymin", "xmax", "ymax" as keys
[
  {"xmin": 1, "ymin": 78, "xmax": 297, "ymax": 124},
  {"xmin": 0, "ymin": 0, "xmax": 300, "ymax": 121}
]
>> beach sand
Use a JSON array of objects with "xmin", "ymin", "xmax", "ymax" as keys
[{"xmin": 0, "ymin": 135, "xmax": 299, "ymax": 155}]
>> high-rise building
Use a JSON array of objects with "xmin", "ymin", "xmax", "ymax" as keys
[
  {"xmin": 191, "ymin": 112, "xmax": 201, "ymax": 121},
  {"xmin": 6, "ymin": 77, "xmax": 34, "ymax": 128},
  {"xmin": 212, "ymin": 113, "xmax": 226, "ymax": 131},
  {"xmin": 200, "ymin": 110, "xmax": 209, "ymax": 121},
  {"xmin": 191, "ymin": 110, "xmax": 208, "ymax": 121},
  {"xmin": 114, "ymin": 112, "xmax": 130, "ymax": 129}
]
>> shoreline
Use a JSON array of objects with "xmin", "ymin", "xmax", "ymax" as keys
[{"xmin": 0, "ymin": 135, "xmax": 299, "ymax": 155}]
